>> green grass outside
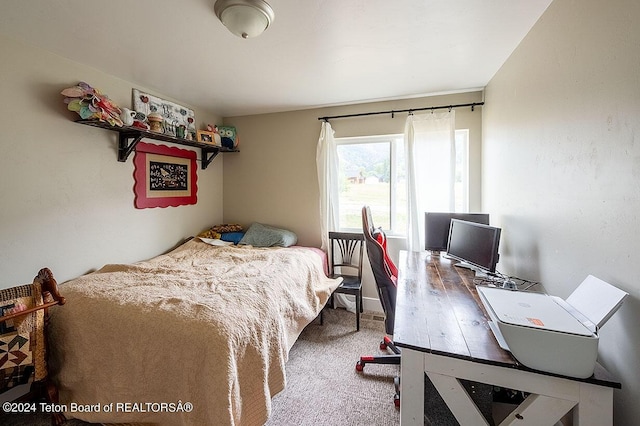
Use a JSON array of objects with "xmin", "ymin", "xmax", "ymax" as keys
[{"xmin": 339, "ymin": 182, "xmax": 407, "ymax": 233}]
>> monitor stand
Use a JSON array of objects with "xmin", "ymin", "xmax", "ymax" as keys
[
  {"xmin": 463, "ymin": 267, "xmax": 517, "ymax": 290},
  {"xmin": 452, "ymin": 261, "xmax": 476, "ymax": 271},
  {"xmin": 474, "ymin": 269, "xmax": 490, "ymax": 278}
]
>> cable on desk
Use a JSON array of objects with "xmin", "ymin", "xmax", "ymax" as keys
[{"xmin": 473, "ymin": 271, "xmax": 541, "ymax": 292}]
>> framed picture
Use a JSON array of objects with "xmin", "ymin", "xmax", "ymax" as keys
[
  {"xmin": 196, "ymin": 130, "xmax": 215, "ymax": 144},
  {"xmin": 133, "ymin": 142, "xmax": 197, "ymax": 209},
  {"xmin": 132, "ymin": 89, "xmax": 196, "ymax": 138}
]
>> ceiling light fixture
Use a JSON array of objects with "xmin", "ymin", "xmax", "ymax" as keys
[{"xmin": 214, "ymin": 0, "xmax": 275, "ymax": 39}]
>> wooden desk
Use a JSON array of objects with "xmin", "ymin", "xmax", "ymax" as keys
[{"xmin": 394, "ymin": 250, "xmax": 621, "ymax": 426}]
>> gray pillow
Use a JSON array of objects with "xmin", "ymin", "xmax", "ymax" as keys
[{"xmin": 239, "ymin": 222, "xmax": 298, "ymax": 247}]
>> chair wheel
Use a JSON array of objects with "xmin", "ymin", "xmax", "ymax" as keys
[
  {"xmin": 394, "ymin": 393, "xmax": 400, "ymax": 408},
  {"xmin": 355, "ymin": 361, "xmax": 365, "ymax": 372},
  {"xmin": 380, "ymin": 340, "xmax": 387, "ymax": 350}
]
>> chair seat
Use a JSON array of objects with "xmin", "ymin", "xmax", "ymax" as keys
[{"xmin": 333, "ymin": 275, "xmax": 362, "ymax": 293}]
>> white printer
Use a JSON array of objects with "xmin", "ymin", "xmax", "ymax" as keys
[{"xmin": 478, "ymin": 275, "xmax": 627, "ymax": 379}]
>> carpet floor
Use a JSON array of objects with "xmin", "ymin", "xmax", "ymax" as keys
[
  {"xmin": 266, "ymin": 308, "xmax": 400, "ymax": 426},
  {"xmin": 0, "ymin": 308, "xmax": 400, "ymax": 426}
]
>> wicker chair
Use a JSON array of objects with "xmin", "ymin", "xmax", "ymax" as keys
[{"xmin": 0, "ymin": 268, "xmax": 65, "ymax": 425}]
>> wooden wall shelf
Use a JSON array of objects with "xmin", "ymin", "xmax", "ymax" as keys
[{"xmin": 75, "ymin": 119, "xmax": 238, "ymax": 169}]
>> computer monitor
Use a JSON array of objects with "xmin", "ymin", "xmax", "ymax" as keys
[
  {"xmin": 424, "ymin": 212, "xmax": 490, "ymax": 252},
  {"xmin": 446, "ymin": 219, "xmax": 501, "ymax": 273}
]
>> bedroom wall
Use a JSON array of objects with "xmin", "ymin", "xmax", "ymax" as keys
[
  {"xmin": 483, "ymin": 0, "xmax": 640, "ymax": 423},
  {"xmin": 0, "ymin": 34, "xmax": 224, "ymax": 289},
  {"xmin": 222, "ymin": 91, "xmax": 484, "ymax": 305}
]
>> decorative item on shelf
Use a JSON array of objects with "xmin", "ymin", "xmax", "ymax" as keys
[
  {"xmin": 176, "ymin": 125, "xmax": 187, "ymax": 139},
  {"xmin": 132, "ymin": 120, "xmax": 150, "ymax": 130},
  {"xmin": 196, "ymin": 130, "xmax": 215, "ymax": 144},
  {"xmin": 61, "ymin": 81, "xmax": 123, "ymax": 126},
  {"xmin": 133, "ymin": 111, "xmax": 147, "ymax": 121},
  {"xmin": 132, "ymin": 89, "xmax": 196, "ymax": 137},
  {"xmin": 147, "ymin": 112, "xmax": 164, "ymax": 133},
  {"xmin": 120, "ymin": 108, "xmax": 136, "ymax": 126},
  {"xmin": 206, "ymin": 124, "xmax": 223, "ymax": 146},
  {"xmin": 217, "ymin": 125, "xmax": 239, "ymax": 149},
  {"xmin": 163, "ymin": 120, "xmax": 177, "ymax": 137},
  {"xmin": 132, "ymin": 111, "xmax": 150, "ymax": 130}
]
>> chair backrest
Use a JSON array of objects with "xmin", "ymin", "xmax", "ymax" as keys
[
  {"xmin": 328, "ymin": 232, "xmax": 364, "ymax": 279},
  {"xmin": 361, "ymin": 206, "xmax": 398, "ymax": 335}
]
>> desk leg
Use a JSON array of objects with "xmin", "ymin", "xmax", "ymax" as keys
[
  {"xmin": 427, "ymin": 372, "xmax": 489, "ymax": 425},
  {"xmin": 420, "ymin": 353, "xmax": 614, "ymax": 426},
  {"xmin": 400, "ymin": 349, "xmax": 424, "ymax": 426},
  {"xmin": 500, "ymin": 394, "xmax": 576, "ymax": 426},
  {"xmin": 573, "ymin": 382, "xmax": 613, "ymax": 426}
]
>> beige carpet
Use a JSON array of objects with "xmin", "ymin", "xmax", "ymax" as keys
[{"xmin": 266, "ymin": 308, "xmax": 400, "ymax": 426}]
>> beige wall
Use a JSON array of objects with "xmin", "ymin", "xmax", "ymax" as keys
[
  {"xmin": 483, "ymin": 0, "xmax": 640, "ymax": 423},
  {"xmin": 222, "ymin": 91, "xmax": 483, "ymax": 305},
  {"xmin": 0, "ymin": 34, "xmax": 224, "ymax": 288},
  {"xmin": 222, "ymin": 91, "xmax": 484, "ymax": 246}
]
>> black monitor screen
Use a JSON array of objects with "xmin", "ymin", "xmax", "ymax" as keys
[
  {"xmin": 446, "ymin": 219, "xmax": 501, "ymax": 273},
  {"xmin": 425, "ymin": 212, "xmax": 490, "ymax": 252}
]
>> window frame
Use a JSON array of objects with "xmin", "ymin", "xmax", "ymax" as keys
[{"xmin": 336, "ymin": 134, "xmax": 403, "ymax": 234}]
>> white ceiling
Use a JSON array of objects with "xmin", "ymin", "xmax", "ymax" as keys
[{"xmin": 0, "ymin": 0, "xmax": 552, "ymax": 117}]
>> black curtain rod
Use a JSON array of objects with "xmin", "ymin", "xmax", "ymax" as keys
[{"xmin": 318, "ymin": 102, "xmax": 484, "ymax": 122}]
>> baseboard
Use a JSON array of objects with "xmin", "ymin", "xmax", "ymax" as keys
[{"xmin": 362, "ymin": 296, "xmax": 383, "ymax": 313}]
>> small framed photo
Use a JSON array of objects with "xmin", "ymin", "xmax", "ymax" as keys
[{"xmin": 196, "ymin": 130, "xmax": 214, "ymax": 144}]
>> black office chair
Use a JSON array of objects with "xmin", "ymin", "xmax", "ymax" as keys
[
  {"xmin": 321, "ymin": 231, "xmax": 364, "ymax": 331},
  {"xmin": 357, "ymin": 205, "xmax": 401, "ymax": 406}
]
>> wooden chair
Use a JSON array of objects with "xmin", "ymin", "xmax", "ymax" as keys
[
  {"xmin": 322, "ymin": 232, "xmax": 365, "ymax": 331},
  {"xmin": 0, "ymin": 268, "xmax": 66, "ymax": 425}
]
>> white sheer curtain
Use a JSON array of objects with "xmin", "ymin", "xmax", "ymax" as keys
[
  {"xmin": 316, "ymin": 121, "xmax": 340, "ymax": 252},
  {"xmin": 316, "ymin": 121, "xmax": 355, "ymax": 312},
  {"xmin": 404, "ymin": 111, "xmax": 456, "ymax": 252}
]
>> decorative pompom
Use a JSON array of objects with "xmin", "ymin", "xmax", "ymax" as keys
[{"xmin": 61, "ymin": 81, "xmax": 124, "ymax": 127}]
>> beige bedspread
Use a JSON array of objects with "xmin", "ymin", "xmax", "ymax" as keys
[{"xmin": 48, "ymin": 239, "xmax": 341, "ymax": 425}]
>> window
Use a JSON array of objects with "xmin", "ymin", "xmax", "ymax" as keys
[
  {"xmin": 336, "ymin": 135, "xmax": 405, "ymax": 234},
  {"xmin": 336, "ymin": 130, "xmax": 469, "ymax": 234}
]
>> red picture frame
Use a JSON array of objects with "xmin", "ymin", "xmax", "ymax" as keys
[{"xmin": 133, "ymin": 142, "xmax": 197, "ymax": 209}]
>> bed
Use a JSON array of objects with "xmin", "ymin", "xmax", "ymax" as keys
[{"xmin": 48, "ymin": 237, "xmax": 341, "ymax": 426}]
